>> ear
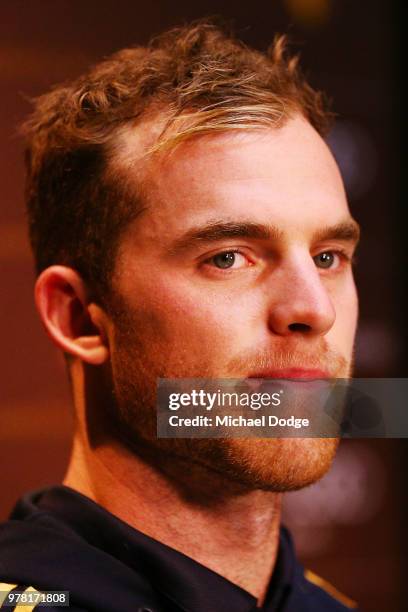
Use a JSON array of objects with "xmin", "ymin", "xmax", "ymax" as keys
[{"xmin": 34, "ymin": 266, "xmax": 110, "ymax": 365}]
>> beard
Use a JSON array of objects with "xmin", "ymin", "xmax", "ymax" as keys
[{"xmin": 105, "ymin": 296, "xmax": 352, "ymax": 493}]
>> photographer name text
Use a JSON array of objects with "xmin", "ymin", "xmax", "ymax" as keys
[{"xmin": 168, "ymin": 415, "xmax": 310, "ymax": 429}]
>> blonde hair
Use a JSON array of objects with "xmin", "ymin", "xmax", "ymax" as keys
[{"xmin": 22, "ymin": 21, "xmax": 332, "ymax": 300}]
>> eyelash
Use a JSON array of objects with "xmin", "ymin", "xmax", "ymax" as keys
[
  {"xmin": 313, "ymin": 248, "xmax": 354, "ymax": 270},
  {"xmin": 202, "ymin": 248, "xmax": 252, "ymax": 272},
  {"xmin": 201, "ymin": 247, "xmax": 355, "ymax": 274}
]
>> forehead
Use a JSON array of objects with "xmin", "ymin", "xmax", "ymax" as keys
[{"xmin": 114, "ymin": 115, "xmax": 350, "ymax": 241}]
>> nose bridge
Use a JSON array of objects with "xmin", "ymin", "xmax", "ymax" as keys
[{"xmin": 267, "ymin": 253, "xmax": 335, "ymax": 336}]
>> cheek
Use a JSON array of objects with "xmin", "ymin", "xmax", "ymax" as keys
[
  {"xmin": 133, "ymin": 276, "xmax": 262, "ymax": 348},
  {"xmin": 331, "ymin": 279, "xmax": 359, "ymax": 350}
]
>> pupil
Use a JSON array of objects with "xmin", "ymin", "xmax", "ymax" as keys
[
  {"xmin": 318, "ymin": 252, "xmax": 333, "ymax": 268},
  {"xmin": 214, "ymin": 252, "xmax": 235, "ymax": 268}
]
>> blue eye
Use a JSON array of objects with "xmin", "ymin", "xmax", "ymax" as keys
[
  {"xmin": 314, "ymin": 252, "xmax": 336, "ymax": 269},
  {"xmin": 212, "ymin": 251, "xmax": 237, "ymax": 269}
]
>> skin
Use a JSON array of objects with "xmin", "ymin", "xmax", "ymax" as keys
[{"xmin": 35, "ymin": 114, "xmax": 359, "ymax": 603}]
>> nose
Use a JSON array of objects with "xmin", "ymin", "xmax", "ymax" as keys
[{"xmin": 267, "ymin": 258, "xmax": 336, "ymax": 337}]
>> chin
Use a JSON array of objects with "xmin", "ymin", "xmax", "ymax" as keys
[{"xmin": 185, "ymin": 437, "xmax": 340, "ymax": 492}]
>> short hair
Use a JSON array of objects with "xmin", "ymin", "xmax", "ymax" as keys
[{"xmin": 22, "ymin": 21, "xmax": 332, "ymax": 303}]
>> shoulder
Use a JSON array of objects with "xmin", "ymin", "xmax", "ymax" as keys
[
  {"xmin": 0, "ymin": 518, "xmax": 159, "ymax": 612},
  {"xmin": 0, "ymin": 518, "xmax": 102, "ymax": 610},
  {"xmin": 280, "ymin": 526, "xmax": 358, "ymax": 611},
  {"xmin": 300, "ymin": 568, "xmax": 358, "ymax": 610}
]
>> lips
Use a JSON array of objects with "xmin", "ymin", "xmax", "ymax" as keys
[{"xmin": 243, "ymin": 369, "xmax": 334, "ymax": 399}]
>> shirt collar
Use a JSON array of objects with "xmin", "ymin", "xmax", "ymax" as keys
[{"xmin": 35, "ymin": 485, "xmax": 295, "ymax": 612}]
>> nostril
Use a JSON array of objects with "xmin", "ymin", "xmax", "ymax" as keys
[{"xmin": 288, "ymin": 323, "xmax": 311, "ymax": 332}]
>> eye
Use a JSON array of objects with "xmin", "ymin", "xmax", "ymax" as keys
[
  {"xmin": 313, "ymin": 251, "xmax": 339, "ymax": 269},
  {"xmin": 207, "ymin": 250, "xmax": 249, "ymax": 270}
]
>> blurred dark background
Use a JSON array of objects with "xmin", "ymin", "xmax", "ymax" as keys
[{"xmin": 0, "ymin": 1, "xmax": 406, "ymax": 610}]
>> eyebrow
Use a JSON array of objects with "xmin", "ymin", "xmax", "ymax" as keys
[
  {"xmin": 167, "ymin": 218, "xmax": 360, "ymax": 253},
  {"xmin": 169, "ymin": 218, "xmax": 360, "ymax": 254},
  {"xmin": 313, "ymin": 220, "xmax": 360, "ymax": 244},
  {"xmin": 167, "ymin": 222, "xmax": 281, "ymax": 254}
]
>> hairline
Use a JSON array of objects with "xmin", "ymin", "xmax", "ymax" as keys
[
  {"xmin": 102, "ymin": 105, "xmax": 305, "ymax": 284},
  {"xmin": 105, "ymin": 102, "xmax": 304, "ymax": 202},
  {"xmin": 101, "ymin": 108, "xmax": 320, "ymax": 307}
]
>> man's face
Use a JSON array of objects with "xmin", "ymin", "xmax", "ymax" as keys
[{"xmin": 104, "ymin": 114, "xmax": 359, "ymax": 491}]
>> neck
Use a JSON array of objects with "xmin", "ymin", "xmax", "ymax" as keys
[{"xmin": 64, "ymin": 432, "xmax": 282, "ymax": 603}]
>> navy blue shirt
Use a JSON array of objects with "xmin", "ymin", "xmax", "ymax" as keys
[{"xmin": 0, "ymin": 486, "xmax": 357, "ymax": 611}]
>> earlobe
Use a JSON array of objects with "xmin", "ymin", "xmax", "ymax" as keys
[
  {"xmin": 73, "ymin": 335, "xmax": 110, "ymax": 365},
  {"xmin": 35, "ymin": 266, "xmax": 110, "ymax": 365}
]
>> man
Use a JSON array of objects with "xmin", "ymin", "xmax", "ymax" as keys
[{"xmin": 0, "ymin": 22, "xmax": 360, "ymax": 611}]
